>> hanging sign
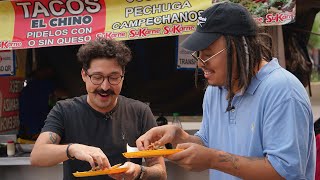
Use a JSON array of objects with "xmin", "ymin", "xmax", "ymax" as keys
[
  {"xmin": 0, "ymin": 0, "xmax": 296, "ymax": 50},
  {"xmin": 0, "ymin": 77, "xmax": 24, "ymax": 134},
  {"xmin": 177, "ymin": 35, "xmax": 197, "ymax": 69},
  {"xmin": 0, "ymin": 50, "xmax": 15, "ymax": 76}
]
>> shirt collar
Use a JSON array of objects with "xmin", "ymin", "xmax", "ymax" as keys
[
  {"xmin": 83, "ymin": 94, "xmax": 120, "ymax": 118},
  {"xmin": 246, "ymin": 58, "xmax": 281, "ymax": 95}
]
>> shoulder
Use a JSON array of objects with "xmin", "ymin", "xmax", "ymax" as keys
[
  {"xmin": 117, "ymin": 95, "xmax": 156, "ymax": 127},
  {"xmin": 259, "ymin": 65, "xmax": 310, "ymax": 106},
  {"xmin": 265, "ymin": 66, "xmax": 302, "ymax": 87},
  {"xmin": 54, "ymin": 95, "xmax": 87, "ymax": 111}
]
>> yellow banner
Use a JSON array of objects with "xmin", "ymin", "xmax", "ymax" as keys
[
  {"xmin": 102, "ymin": 0, "xmax": 211, "ymax": 40},
  {"xmin": 0, "ymin": 2, "xmax": 15, "ymax": 41},
  {"xmin": 0, "ymin": 0, "xmax": 295, "ymax": 50}
]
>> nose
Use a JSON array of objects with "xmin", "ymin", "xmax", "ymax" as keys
[
  {"xmin": 100, "ymin": 78, "xmax": 111, "ymax": 90},
  {"xmin": 197, "ymin": 59, "xmax": 205, "ymax": 68}
]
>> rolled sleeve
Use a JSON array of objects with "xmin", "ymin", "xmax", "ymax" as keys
[
  {"xmin": 141, "ymin": 105, "xmax": 157, "ymax": 134},
  {"xmin": 194, "ymin": 123, "xmax": 208, "ymax": 147},
  {"xmin": 41, "ymin": 102, "xmax": 65, "ymax": 138},
  {"xmin": 263, "ymin": 98, "xmax": 315, "ymax": 179},
  {"xmin": 195, "ymin": 87, "xmax": 212, "ymax": 147}
]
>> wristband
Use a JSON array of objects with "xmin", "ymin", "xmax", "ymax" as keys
[{"xmin": 66, "ymin": 143, "xmax": 75, "ymax": 160}]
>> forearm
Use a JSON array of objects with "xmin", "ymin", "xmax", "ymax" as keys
[
  {"xmin": 143, "ymin": 157, "xmax": 166, "ymax": 180},
  {"xmin": 30, "ymin": 144, "xmax": 69, "ymax": 167},
  {"xmin": 211, "ymin": 150, "xmax": 284, "ymax": 180}
]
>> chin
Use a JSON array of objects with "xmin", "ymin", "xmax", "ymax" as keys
[
  {"xmin": 206, "ymin": 79, "xmax": 216, "ymax": 86},
  {"xmin": 207, "ymin": 80, "xmax": 223, "ymax": 87}
]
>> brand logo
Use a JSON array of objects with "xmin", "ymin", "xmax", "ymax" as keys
[
  {"xmin": 197, "ymin": 16, "xmax": 207, "ymax": 27},
  {"xmin": 251, "ymin": 123, "xmax": 255, "ymax": 132},
  {"xmin": 0, "ymin": 41, "xmax": 22, "ymax": 50}
]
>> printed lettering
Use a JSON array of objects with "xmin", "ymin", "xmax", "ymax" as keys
[
  {"xmin": 113, "ymin": 11, "xmax": 200, "ymax": 30},
  {"xmin": 96, "ymin": 32, "xmax": 127, "ymax": 39},
  {"xmin": 125, "ymin": 0, "xmax": 192, "ymax": 18},
  {"xmin": 3, "ymin": 98, "xmax": 19, "ymax": 112},
  {"xmin": 15, "ymin": 0, "xmax": 101, "ymax": 18},
  {"xmin": 49, "ymin": 15, "xmax": 92, "ymax": 27},
  {"xmin": 0, "ymin": 115, "xmax": 20, "ymax": 132}
]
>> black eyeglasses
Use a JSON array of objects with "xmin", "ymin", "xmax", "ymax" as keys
[{"xmin": 85, "ymin": 70, "xmax": 124, "ymax": 85}]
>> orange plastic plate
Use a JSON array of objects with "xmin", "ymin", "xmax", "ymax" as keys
[
  {"xmin": 122, "ymin": 149, "xmax": 183, "ymax": 158},
  {"xmin": 73, "ymin": 164, "xmax": 128, "ymax": 177}
]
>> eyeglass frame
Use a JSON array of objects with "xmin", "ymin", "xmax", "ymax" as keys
[
  {"xmin": 84, "ymin": 70, "xmax": 124, "ymax": 85},
  {"xmin": 191, "ymin": 48, "xmax": 226, "ymax": 64}
]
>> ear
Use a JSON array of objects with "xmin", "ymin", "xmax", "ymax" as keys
[{"xmin": 81, "ymin": 69, "xmax": 87, "ymax": 82}]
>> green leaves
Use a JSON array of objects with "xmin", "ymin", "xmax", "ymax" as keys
[{"xmin": 309, "ymin": 12, "xmax": 320, "ymax": 49}]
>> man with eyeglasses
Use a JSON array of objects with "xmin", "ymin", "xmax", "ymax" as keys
[
  {"xmin": 31, "ymin": 38, "xmax": 166, "ymax": 180},
  {"xmin": 137, "ymin": 2, "xmax": 315, "ymax": 180}
]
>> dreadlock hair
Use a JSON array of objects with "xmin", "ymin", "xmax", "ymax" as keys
[{"xmin": 224, "ymin": 31, "xmax": 272, "ymax": 111}]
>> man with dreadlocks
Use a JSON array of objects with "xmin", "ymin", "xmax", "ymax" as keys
[{"xmin": 137, "ymin": 2, "xmax": 315, "ymax": 180}]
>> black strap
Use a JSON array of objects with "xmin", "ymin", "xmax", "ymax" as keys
[{"xmin": 66, "ymin": 143, "xmax": 75, "ymax": 160}]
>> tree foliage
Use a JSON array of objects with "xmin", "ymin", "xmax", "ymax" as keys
[{"xmin": 309, "ymin": 12, "xmax": 320, "ymax": 49}]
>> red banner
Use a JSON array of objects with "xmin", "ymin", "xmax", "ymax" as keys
[
  {"xmin": 0, "ymin": 77, "xmax": 24, "ymax": 134},
  {"xmin": 14, "ymin": 1, "xmax": 104, "ymax": 48},
  {"xmin": 0, "ymin": 0, "xmax": 106, "ymax": 50}
]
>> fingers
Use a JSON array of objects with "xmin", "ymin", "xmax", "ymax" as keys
[
  {"xmin": 157, "ymin": 134, "xmax": 172, "ymax": 146},
  {"xmin": 102, "ymin": 156, "xmax": 111, "ymax": 169},
  {"xmin": 108, "ymin": 174, "xmax": 123, "ymax": 180},
  {"xmin": 74, "ymin": 144, "xmax": 110, "ymax": 169},
  {"xmin": 156, "ymin": 125, "xmax": 178, "ymax": 146},
  {"xmin": 91, "ymin": 150, "xmax": 111, "ymax": 169},
  {"xmin": 136, "ymin": 139, "xmax": 144, "ymax": 150},
  {"xmin": 136, "ymin": 137, "xmax": 150, "ymax": 150},
  {"xmin": 123, "ymin": 162, "xmax": 140, "ymax": 179},
  {"xmin": 166, "ymin": 143, "xmax": 192, "ymax": 162},
  {"xmin": 93, "ymin": 155, "xmax": 103, "ymax": 169},
  {"xmin": 136, "ymin": 126, "xmax": 168, "ymax": 150},
  {"xmin": 176, "ymin": 143, "xmax": 192, "ymax": 150},
  {"xmin": 109, "ymin": 162, "xmax": 139, "ymax": 180},
  {"xmin": 83, "ymin": 154, "xmax": 96, "ymax": 168}
]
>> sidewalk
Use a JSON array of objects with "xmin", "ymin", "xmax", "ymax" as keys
[
  {"xmin": 312, "ymin": 99, "xmax": 320, "ymax": 122},
  {"xmin": 310, "ymin": 82, "xmax": 320, "ymax": 122}
]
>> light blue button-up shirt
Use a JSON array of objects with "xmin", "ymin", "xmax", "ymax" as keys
[{"xmin": 195, "ymin": 59, "xmax": 316, "ymax": 180}]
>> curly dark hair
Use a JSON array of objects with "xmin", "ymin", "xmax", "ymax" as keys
[{"xmin": 77, "ymin": 38, "xmax": 132, "ymax": 72}]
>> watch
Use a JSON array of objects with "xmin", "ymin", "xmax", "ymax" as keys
[{"xmin": 137, "ymin": 165, "xmax": 145, "ymax": 180}]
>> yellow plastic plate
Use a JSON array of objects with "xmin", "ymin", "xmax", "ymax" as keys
[{"xmin": 122, "ymin": 149, "xmax": 183, "ymax": 158}]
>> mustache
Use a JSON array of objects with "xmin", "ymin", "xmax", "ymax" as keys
[{"xmin": 93, "ymin": 89, "xmax": 115, "ymax": 95}]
